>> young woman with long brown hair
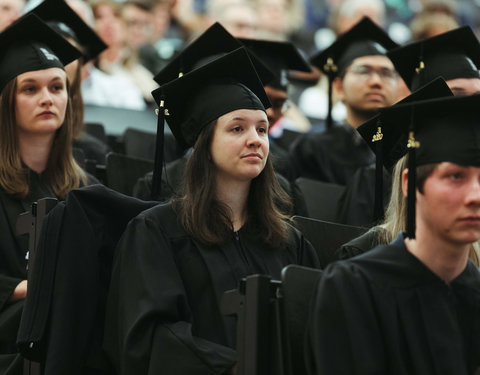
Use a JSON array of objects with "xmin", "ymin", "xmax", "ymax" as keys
[
  {"xmin": 0, "ymin": 15, "xmax": 95, "ymax": 373},
  {"xmin": 104, "ymin": 48, "xmax": 319, "ymax": 374}
]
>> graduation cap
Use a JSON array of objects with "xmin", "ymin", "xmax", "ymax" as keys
[
  {"xmin": 153, "ymin": 22, "xmax": 274, "ymax": 86},
  {"xmin": 357, "ymin": 78, "xmax": 454, "ymax": 222},
  {"xmin": 387, "ymin": 26, "xmax": 480, "ymax": 91},
  {"xmin": 0, "ymin": 14, "xmax": 82, "ymax": 92},
  {"xmin": 310, "ymin": 17, "xmax": 398, "ymax": 129},
  {"xmin": 27, "ymin": 0, "xmax": 107, "ymax": 62},
  {"xmin": 372, "ymin": 91, "xmax": 480, "ymax": 238},
  {"xmin": 237, "ymin": 38, "xmax": 312, "ymax": 91},
  {"xmin": 150, "ymin": 47, "xmax": 271, "ymax": 198}
]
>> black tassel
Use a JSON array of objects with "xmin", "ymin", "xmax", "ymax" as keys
[
  {"xmin": 151, "ymin": 98, "xmax": 166, "ymax": 200},
  {"xmin": 373, "ymin": 120, "xmax": 384, "ymax": 222},
  {"xmin": 326, "ymin": 73, "xmax": 333, "ymax": 130},
  {"xmin": 406, "ymin": 107, "xmax": 419, "ymax": 239}
]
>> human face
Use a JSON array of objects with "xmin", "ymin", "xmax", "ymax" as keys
[
  {"xmin": 413, "ymin": 162, "xmax": 480, "ymax": 246},
  {"xmin": 15, "ymin": 68, "xmax": 68, "ymax": 136},
  {"xmin": 0, "ymin": 0, "xmax": 23, "ymax": 32},
  {"xmin": 446, "ymin": 78, "xmax": 480, "ymax": 96},
  {"xmin": 122, "ymin": 4, "xmax": 152, "ymax": 50},
  {"xmin": 264, "ymin": 85, "xmax": 288, "ymax": 127},
  {"xmin": 334, "ymin": 55, "xmax": 398, "ymax": 125},
  {"xmin": 94, "ymin": 4, "xmax": 124, "ymax": 47},
  {"xmin": 210, "ymin": 109, "xmax": 269, "ymax": 183},
  {"xmin": 221, "ymin": 5, "xmax": 258, "ymax": 38}
]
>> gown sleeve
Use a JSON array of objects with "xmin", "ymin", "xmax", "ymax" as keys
[
  {"xmin": 104, "ymin": 215, "xmax": 236, "ymax": 375},
  {"xmin": 307, "ymin": 262, "xmax": 386, "ymax": 375}
]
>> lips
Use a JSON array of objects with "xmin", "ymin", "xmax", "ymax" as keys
[
  {"xmin": 37, "ymin": 111, "xmax": 55, "ymax": 117},
  {"xmin": 242, "ymin": 153, "xmax": 262, "ymax": 160}
]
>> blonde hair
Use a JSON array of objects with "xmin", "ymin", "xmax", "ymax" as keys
[
  {"xmin": 378, "ymin": 155, "xmax": 480, "ymax": 266},
  {"xmin": 0, "ymin": 76, "xmax": 88, "ymax": 199}
]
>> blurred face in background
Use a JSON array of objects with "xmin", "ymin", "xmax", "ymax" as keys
[
  {"xmin": 122, "ymin": 3, "xmax": 152, "ymax": 50},
  {"xmin": 94, "ymin": 3, "xmax": 124, "ymax": 48},
  {"xmin": 0, "ymin": 0, "xmax": 23, "ymax": 32}
]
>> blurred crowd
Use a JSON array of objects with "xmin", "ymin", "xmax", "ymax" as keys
[{"xmin": 1, "ymin": 0, "xmax": 479, "ymax": 121}]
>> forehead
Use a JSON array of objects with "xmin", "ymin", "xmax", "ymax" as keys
[
  {"xmin": 349, "ymin": 55, "xmax": 394, "ymax": 69},
  {"xmin": 217, "ymin": 108, "xmax": 267, "ymax": 123},
  {"xmin": 16, "ymin": 67, "xmax": 67, "ymax": 83},
  {"xmin": 446, "ymin": 77, "xmax": 480, "ymax": 96}
]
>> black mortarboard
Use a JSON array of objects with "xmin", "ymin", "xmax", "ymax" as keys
[
  {"xmin": 28, "ymin": 0, "xmax": 107, "ymax": 62},
  {"xmin": 387, "ymin": 26, "xmax": 480, "ymax": 91},
  {"xmin": 153, "ymin": 22, "xmax": 274, "ymax": 86},
  {"xmin": 0, "ymin": 14, "xmax": 82, "ymax": 92},
  {"xmin": 150, "ymin": 47, "xmax": 270, "ymax": 198},
  {"xmin": 237, "ymin": 38, "xmax": 312, "ymax": 91},
  {"xmin": 310, "ymin": 17, "xmax": 398, "ymax": 129},
  {"xmin": 357, "ymin": 77, "xmax": 454, "ymax": 222},
  {"xmin": 377, "ymin": 92, "xmax": 480, "ymax": 238}
]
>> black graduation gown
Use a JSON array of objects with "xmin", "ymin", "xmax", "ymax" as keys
[
  {"xmin": 73, "ymin": 132, "xmax": 111, "ymax": 165},
  {"xmin": 289, "ymin": 123, "xmax": 375, "ymax": 185},
  {"xmin": 336, "ymin": 226, "xmax": 385, "ymax": 260},
  {"xmin": 104, "ymin": 203, "xmax": 320, "ymax": 375},
  {"xmin": 0, "ymin": 171, "xmax": 57, "ymax": 374},
  {"xmin": 335, "ymin": 164, "xmax": 392, "ymax": 226},
  {"xmin": 308, "ymin": 233, "xmax": 480, "ymax": 375}
]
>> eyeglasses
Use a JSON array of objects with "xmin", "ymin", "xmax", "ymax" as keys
[{"xmin": 347, "ymin": 65, "xmax": 398, "ymax": 83}]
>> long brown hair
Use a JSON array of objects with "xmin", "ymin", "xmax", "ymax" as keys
[
  {"xmin": 0, "ymin": 75, "xmax": 88, "ymax": 199},
  {"xmin": 173, "ymin": 120, "xmax": 292, "ymax": 249},
  {"xmin": 379, "ymin": 156, "xmax": 480, "ymax": 266}
]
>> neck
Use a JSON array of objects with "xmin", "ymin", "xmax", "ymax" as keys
[
  {"xmin": 345, "ymin": 107, "xmax": 377, "ymax": 129},
  {"xmin": 215, "ymin": 176, "xmax": 251, "ymax": 232},
  {"xmin": 404, "ymin": 224, "xmax": 470, "ymax": 284},
  {"xmin": 100, "ymin": 46, "xmax": 120, "ymax": 64},
  {"xmin": 18, "ymin": 132, "xmax": 55, "ymax": 174}
]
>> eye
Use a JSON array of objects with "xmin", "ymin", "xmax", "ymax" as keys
[
  {"xmin": 232, "ymin": 126, "xmax": 242, "ymax": 132},
  {"xmin": 22, "ymin": 86, "xmax": 36, "ymax": 94},
  {"xmin": 258, "ymin": 126, "xmax": 267, "ymax": 134},
  {"xmin": 51, "ymin": 84, "xmax": 64, "ymax": 92},
  {"xmin": 449, "ymin": 172, "xmax": 464, "ymax": 181}
]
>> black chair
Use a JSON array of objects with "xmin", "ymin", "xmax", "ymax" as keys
[
  {"xmin": 295, "ymin": 177, "xmax": 345, "ymax": 222},
  {"xmin": 122, "ymin": 128, "xmax": 156, "ymax": 161},
  {"xmin": 292, "ymin": 216, "xmax": 367, "ymax": 268},
  {"xmin": 105, "ymin": 152, "xmax": 154, "ymax": 196},
  {"xmin": 84, "ymin": 122, "xmax": 107, "ymax": 144},
  {"xmin": 279, "ymin": 265, "xmax": 323, "ymax": 375}
]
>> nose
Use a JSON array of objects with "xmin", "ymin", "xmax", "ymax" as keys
[
  {"xmin": 466, "ymin": 177, "xmax": 480, "ymax": 205},
  {"xmin": 367, "ymin": 71, "xmax": 383, "ymax": 86},
  {"xmin": 246, "ymin": 127, "xmax": 262, "ymax": 148},
  {"xmin": 39, "ymin": 87, "xmax": 53, "ymax": 106}
]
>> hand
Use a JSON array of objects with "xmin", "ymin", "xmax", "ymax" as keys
[{"xmin": 9, "ymin": 280, "xmax": 27, "ymax": 302}]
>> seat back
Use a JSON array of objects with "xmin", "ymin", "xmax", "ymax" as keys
[
  {"xmin": 105, "ymin": 153, "xmax": 154, "ymax": 196},
  {"xmin": 84, "ymin": 122, "xmax": 107, "ymax": 144},
  {"xmin": 280, "ymin": 265, "xmax": 323, "ymax": 375},
  {"xmin": 295, "ymin": 177, "xmax": 344, "ymax": 222},
  {"xmin": 292, "ymin": 216, "xmax": 367, "ymax": 268}
]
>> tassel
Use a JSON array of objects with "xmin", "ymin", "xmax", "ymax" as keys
[
  {"xmin": 406, "ymin": 107, "xmax": 420, "ymax": 238},
  {"xmin": 372, "ymin": 121, "xmax": 384, "ymax": 222},
  {"xmin": 151, "ymin": 98, "xmax": 166, "ymax": 200}
]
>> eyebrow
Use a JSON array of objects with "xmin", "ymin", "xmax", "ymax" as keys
[{"xmin": 18, "ymin": 76, "xmax": 65, "ymax": 84}]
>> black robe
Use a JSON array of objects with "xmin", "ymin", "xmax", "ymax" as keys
[
  {"xmin": 289, "ymin": 123, "xmax": 375, "ymax": 186},
  {"xmin": 308, "ymin": 233, "xmax": 480, "ymax": 375},
  {"xmin": 104, "ymin": 203, "xmax": 320, "ymax": 374},
  {"xmin": 0, "ymin": 171, "xmax": 57, "ymax": 374},
  {"xmin": 0, "ymin": 171, "xmax": 97, "ymax": 374},
  {"xmin": 336, "ymin": 226, "xmax": 385, "ymax": 260}
]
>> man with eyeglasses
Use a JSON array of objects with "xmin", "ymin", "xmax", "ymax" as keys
[{"xmin": 289, "ymin": 17, "xmax": 399, "ymax": 186}]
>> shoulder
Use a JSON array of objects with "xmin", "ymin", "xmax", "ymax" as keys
[
  {"xmin": 133, "ymin": 202, "xmax": 187, "ymax": 238},
  {"xmin": 337, "ymin": 227, "xmax": 384, "ymax": 260}
]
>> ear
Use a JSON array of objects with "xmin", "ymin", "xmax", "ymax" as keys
[
  {"xmin": 332, "ymin": 76, "xmax": 344, "ymax": 101},
  {"xmin": 401, "ymin": 168, "xmax": 409, "ymax": 197}
]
